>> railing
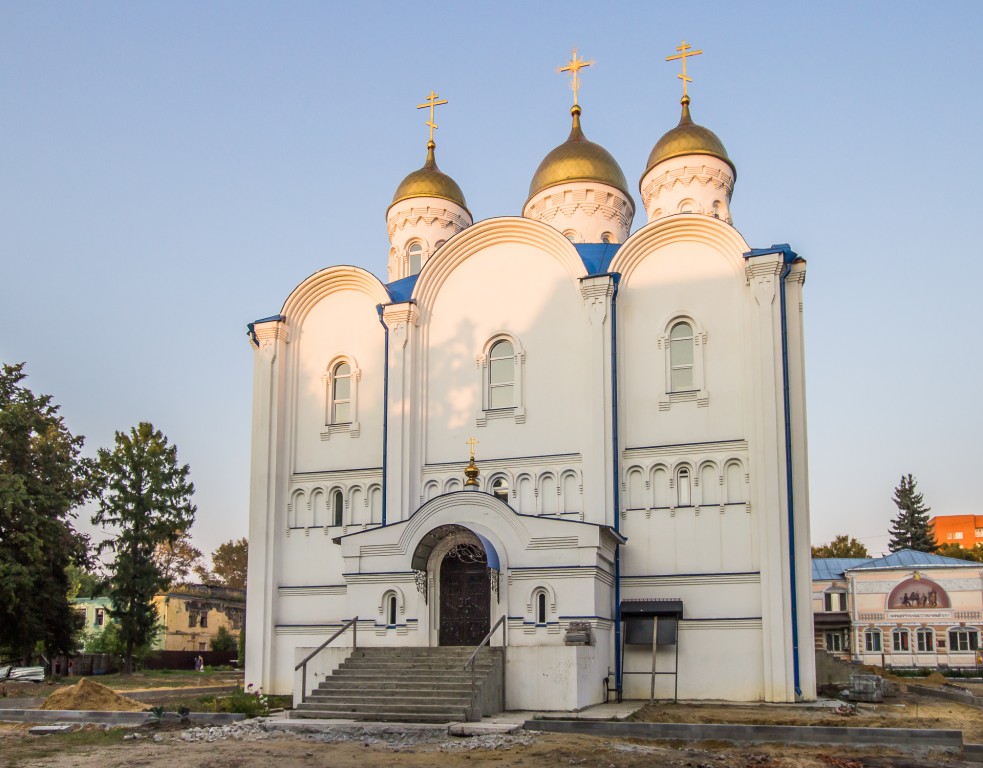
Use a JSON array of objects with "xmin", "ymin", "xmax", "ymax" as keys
[
  {"xmin": 464, "ymin": 615, "xmax": 506, "ymax": 720},
  {"xmin": 294, "ymin": 616, "xmax": 357, "ymax": 702}
]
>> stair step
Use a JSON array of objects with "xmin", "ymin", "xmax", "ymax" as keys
[
  {"xmin": 297, "ymin": 701, "xmax": 467, "ymax": 714},
  {"xmin": 291, "ymin": 709, "xmax": 461, "ymax": 723},
  {"xmin": 306, "ymin": 694, "xmax": 470, "ymax": 706}
]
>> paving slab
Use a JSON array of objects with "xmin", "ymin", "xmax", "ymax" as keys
[
  {"xmin": 448, "ymin": 722, "xmax": 521, "ymax": 736},
  {"xmin": 266, "ymin": 717, "xmax": 450, "ymax": 734},
  {"xmin": 29, "ymin": 725, "xmax": 75, "ymax": 735}
]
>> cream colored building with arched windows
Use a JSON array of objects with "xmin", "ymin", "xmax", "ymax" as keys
[{"xmin": 245, "ymin": 70, "xmax": 815, "ymax": 709}]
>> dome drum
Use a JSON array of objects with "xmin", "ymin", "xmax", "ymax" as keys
[
  {"xmin": 640, "ymin": 155, "xmax": 734, "ymax": 225},
  {"xmin": 386, "ymin": 197, "xmax": 471, "ymax": 281},
  {"xmin": 523, "ymin": 181, "xmax": 633, "ymax": 244}
]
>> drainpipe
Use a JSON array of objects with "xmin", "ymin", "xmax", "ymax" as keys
[
  {"xmin": 376, "ymin": 305, "xmax": 389, "ymax": 527},
  {"xmin": 609, "ymin": 272, "xmax": 623, "ymax": 694},
  {"xmin": 778, "ymin": 257, "xmax": 801, "ymax": 697}
]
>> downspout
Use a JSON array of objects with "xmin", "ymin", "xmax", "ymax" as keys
[
  {"xmin": 609, "ymin": 272, "xmax": 623, "ymax": 694},
  {"xmin": 778, "ymin": 257, "xmax": 801, "ymax": 697},
  {"xmin": 376, "ymin": 305, "xmax": 390, "ymax": 527}
]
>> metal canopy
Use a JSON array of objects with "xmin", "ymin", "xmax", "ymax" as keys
[{"xmin": 620, "ymin": 598, "xmax": 683, "ymax": 617}]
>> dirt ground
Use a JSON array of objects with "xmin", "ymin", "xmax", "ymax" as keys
[{"xmin": 2, "ymin": 694, "xmax": 982, "ymax": 768}]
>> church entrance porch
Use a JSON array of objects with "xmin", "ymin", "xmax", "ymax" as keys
[{"xmin": 438, "ymin": 540, "xmax": 490, "ymax": 646}]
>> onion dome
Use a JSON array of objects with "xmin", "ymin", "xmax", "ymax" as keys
[
  {"xmin": 643, "ymin": 95, "xmax": 735, "ymax": 180},
  {"xmin": 526, "ymin": 105, "xmax": 631, "ymax": 204},
  {"xmin": 389, "ymin": 140, "xmax": 469, "ymax": 215}
]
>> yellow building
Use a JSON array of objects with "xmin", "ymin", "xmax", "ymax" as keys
[{"xmin": 151, "ymin": 584, "xmax": 245, "ymax": 652}]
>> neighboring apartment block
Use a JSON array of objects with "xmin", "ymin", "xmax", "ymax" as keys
[{"xmin": 930, "ymin": 515, "xmax": 983, "ymax": 547}]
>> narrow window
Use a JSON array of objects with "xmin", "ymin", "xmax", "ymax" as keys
[
  {"xmin": 917, "ymin": 628, "xmax": 934, "ymax": 652},
  {"xmin": 825, "ymin": 632, "xmax": 843, "ymax": 652},
  {"xmin": 677, "ymin": 468, "xmax": 691, "ymax": 507},
  {"xmin": 488, "ymin": 340, "xmax": 514, "ymax": 409},
  {"xmin": 332, "ymin": 363, "xmax": 352, "ymax": 424},
  {"xmin": 824, "ymin": 593, "xmax": 846, "ymax": 612},
  {"xmin": 601, "ymin": 232, "xmax": 613, "ymax": 244},
  {"xmin": 864, "ymin": 629, "xmax": 882, "ymax": 652},
  {"xmin": 95, "ymin": 608, "xmax": 105, "ymax": 627},
  {"xmin": 408, "ymin": 242, "xmax": 423, "ymax": 274},
  {"xmin": 199, "ymin": 611, "xmax": 207, "ymax": 628},
  {"xmin": 387, "ymin": 595, "xmax": 397, "ymax": 626},
  {"xmin": 892, "ymin": 628, "xmax": 909, "ymax": 652},
  {"xmin": 537, "ymin": 592, "xmax": 547, "ymax": 624},
  {"xmin": 332, "ymin": 490, "xmax": 344, "ymax": 527},
  {"xmin": 669, "ymin": 322, "xmax": 695, "ymax": 392},
  {"xmin": 492, "ymin": 477, "xmax": 509, "ymax": 503}
]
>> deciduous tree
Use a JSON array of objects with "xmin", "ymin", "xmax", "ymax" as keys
[
  {"xmin": 887, "ymin": 474, "xmax": 934, "ymax": 553},
  {"xmin": 811, "ymin": 535, "xmax": 870, "ymax": 558},
  {"xmin": 0, "ymin": 363, "xmax": 94, "ymax": 662},
  {"xmin": 153, "ymin": 531, "xmax": 204, "ymax": 585},
  {"xmin": 206, "ymin": 538, "xmax": 248, "ymax": 591},
  {"xmin": 93, "ymin": 422, "xmax": 196, "ymax": 673},
  {"xmin": 934, "ymin": 543, "xmax": 983, "ymax": 562}
]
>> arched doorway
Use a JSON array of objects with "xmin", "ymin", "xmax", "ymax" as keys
[{"xmin": 438, "ymin": 539, "xmax": 490, "ymax": 646}]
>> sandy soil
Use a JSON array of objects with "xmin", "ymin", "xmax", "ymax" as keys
[
  {"xmin": 632, "ymin": 694, "xmax": 983, "ymax": 742},
  {"xmin": 40, "ymin": 679, "xmax": 145, "ymax": 712},
  {"xmin": 0, "ymin": 723, "xmax": 963, "ymax": 768}
]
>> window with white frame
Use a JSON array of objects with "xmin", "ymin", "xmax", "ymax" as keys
[
  {"xmin": 676, "ymin": 467, "xmax": 692, "ymax": 507},
  {"xmin": 477, "ymin": 335, "xmax": 525, "ymax": 425},
  {"xmin": 331, "ymin": 362, "xmax": 352, "ymax": 423},
  {"xmin": 949, "ymin": 628, "xmax": 979, "ymax": 652},
  {"xmin": 975, "ymin": 528, "xmax": 983, "ymax": 538},
  {"xmin": 864, "ymin": 628, "xmax": 882, "ymax": 652},
  {"xmin": 669, "ymin": 322, "xmax": 695, "ymax": 392},
  {"xmin": 954, "ymin": 531, "xmax": 964, "ymax": 540},
  {"xmin": 824, "ymin": 631, "xmax": 844, "ymax": 652},
  {"xmin": 491, "ymin": 476, "xmax": 509, "ymax": 503},
  {"xmin": 322, "ymin": 358, "xmax": 361, "ymax": 439},
  {"xmin": 408, "ymin": 242, "xmax": 423, "ymax": 274},
  {"xmin": 824, "ymin": 592, "xmax": 847, "ymax": 612},
  {"xmin": 917, "ymin": 628, "xmax": 934, "ymax": 652},
  {"xmin": 892, "ymin": 628, "xmax": 910, "ymax": 652}
]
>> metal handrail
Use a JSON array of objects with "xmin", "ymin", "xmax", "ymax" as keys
[
  {"xmin": 463, "ymin": 615, "xmax": 506, "ymax": 718},
  {"xmin": 294, "ymin": 616, "xmax": 357, "ymax": 702}
]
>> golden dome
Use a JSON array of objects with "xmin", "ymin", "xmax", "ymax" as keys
[
  {"xmin": 389, "ymin": 141, "xmax": 469, "ymax": 214},
  {"xmin": 643, "ymin": 96, "xmax": 735, "ymax": 180},
  {"xmin": 527, "ymin": 106, "xmax": 631, "ymax": 203}
]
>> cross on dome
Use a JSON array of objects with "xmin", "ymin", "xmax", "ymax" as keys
[
  {"xmin": 558, "ymin": 48, "xmax": 594, "ymax": 107},
  {"xmin": 466, "ymin": 435, "xmax": 479, "ymax": 460},
  {"xmin": 665, "ymin": 40, "xmax": 703, "ymax": 100},
  {"xmin": 417, "ymin": 89, "xmax": 448, "ymax": 147}
]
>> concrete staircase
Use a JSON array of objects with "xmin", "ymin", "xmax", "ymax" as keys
[{"xmin": 291, "ymin": 646, "xmax": 504, "ymax": 723}]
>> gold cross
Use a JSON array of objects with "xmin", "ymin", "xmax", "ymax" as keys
[
  {"xmin": 466, "ymin": 436, "xmax": 479, "ymax": 460},
  {"xmin": 417, "ymin": 90, "xmax": 448, "ymax": 145},
  {"xmin": 665, "ymin": 40, "xmax": 703, "ymax": 99},
  {"xmin": 558, "ymin": 48, "xmax": 594, "ymax": 107}
]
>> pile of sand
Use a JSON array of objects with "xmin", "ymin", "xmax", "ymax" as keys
[{"xmin": 40, "ymin": 678, "xmax": 146, "ymax": 712}]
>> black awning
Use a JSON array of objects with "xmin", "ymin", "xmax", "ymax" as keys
[{"xmin": 620, "ymin": 598, "xmax": 683, "ymax": 618}]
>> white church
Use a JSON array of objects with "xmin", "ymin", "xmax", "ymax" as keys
[{"xmin": 245, "ymin": 47, "xmax": 816, "ymax": 712}]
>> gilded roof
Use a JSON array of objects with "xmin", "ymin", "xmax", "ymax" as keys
[
  {"xmin": 389, "ymin": 142, "xmax": 469, "ymax": 214},
  {"xmin": 643, "ymin": 96, "xmax": 735, "ymax": 180},
  {"xmin": 527, "ymin": 106, "xmax": 631, "ymax": 203}
]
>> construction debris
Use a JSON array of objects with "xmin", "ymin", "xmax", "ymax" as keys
[{"xmin": 40, "ymin": 678, "xmax": 146, "ymax": 712}]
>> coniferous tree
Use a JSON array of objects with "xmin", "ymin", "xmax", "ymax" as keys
[
  {"xmin": 0, "ymin": 363, "xmax": 94, "ymax": 662},
  {"xmin": 887, "ymin": 474, "xmax": 934, "ymax": 553},
  {"xmin": 93, "ymin": 423, "xmax": 195, "ymax": 673}
]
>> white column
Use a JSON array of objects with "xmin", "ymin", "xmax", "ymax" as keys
[
  {"xmin": 745, "ymin": 253, "xmax": 793, "ymax": 701},
  {"xmin": 579, "ymin": 275, "xmax": 616, "ymax": 526},
  {"xmin": 382, "ymin": 303, "xmax": 420, "ymax": 523},
  {"xmin": 245, "ymin": 320, "xmax": 285, "ymax": 693}
]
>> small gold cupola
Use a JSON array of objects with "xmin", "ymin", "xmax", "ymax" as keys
[
  {"xmin": 523, "ymin": 49, "xmax": 634, "ymax": 244},
  {"xmin": 386, "ymin": 90, "xmax": 472, "ymax": 282},
  {"xmin": 640, "ymin": 41, "xmax": 736, "ymax": 225}
]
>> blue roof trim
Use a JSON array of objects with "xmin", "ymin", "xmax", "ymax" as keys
[
  {"xmin": 812, "ymin": 558, "xmax": 870, "ymax": 581},
  {"xmin": 575, "ymin": 243, "xmax": 622, "ymax": 274},
  {"xmin": 743, "ymin": 243, "xmax": 798, "ymax": 263},
  {"xmin": 813, "ymin": 549, "xmax": 978, "ymax": 581},
  {"xmin": 385, "ymin": 274, "xmax": 419, "ymax": 303},
  {"xmin": 246, "ymin": 314, "xmax": 284, "ymax": 347}
]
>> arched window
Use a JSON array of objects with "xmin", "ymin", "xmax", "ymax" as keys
[
  {"xmin": 916, "ymin": 628, "xmax": 934, "ymax": 652},
  {"xmin": 537, "ymin": 592, "xmax": 547, "ymax": 624},
  {"xmin": 331, "ymin": 362, "xmax": 352, "ymax": 424},
  {"xmin": 408, "ymin": 242, "xmax": 423, "ymax": 274},
  {"xmin": 600, "ymin": 232, "xmax": 613, "ymax": 244},
  {"xmin": 491, "ymin": 477, "xmax": 509, "ymax": 503},
  {"xmin": 669, "ymin": 322, "xmax": 695, "ymax": 392},
  {"xmin": 488, "ymin": 339, "xmax": 514, "ymax": 409},
  {"xmin": 387, "ymin": 594, "xmax": 397, "ymax": 627},
  {"xmin": 892, "ymin": 628, "xmax": 910, "ymax": 652},
  {"xmin": 676, "ymin": 467, "xmax": 691, "ymax": 507},
  {"xmin": 331, "ymin": 489, "xmax": 344, "ymax": 527}
]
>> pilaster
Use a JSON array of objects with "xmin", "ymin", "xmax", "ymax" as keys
[
  {"xmin": 382, "ymin": 302, "xmax": 420, "ymax": 523},
  {"xmin": 579, "ymin": 275, "xmax": 616, "ymax": 526}
]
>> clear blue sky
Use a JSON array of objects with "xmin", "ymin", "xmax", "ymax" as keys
[{"xmin": 3, "ymin": 2, "xmax": 981, "ymax": 559}]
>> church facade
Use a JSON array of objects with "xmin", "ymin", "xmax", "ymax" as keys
[{"xmin": 245, "ymin": 52, "xmax": 816, "ymax": 707}]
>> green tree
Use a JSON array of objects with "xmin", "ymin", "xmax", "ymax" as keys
[
  {"xmin": 811, "ymin": 535, "xmax": 870, "ymax": 558},
  {"xmin": 0, "ymin": 363, "xmax": 95, "ymax": 662},
  {"xmin": 935, "ymin": 543, "xmax": 983, "ymax": 562},
  {"xmin": 210, "ymin": 625, "xmax": 237, "ymax": 652},
  {"xmin": 887, "ymin": 474, "xmax": 934, "ymax": 553},
  {"xmin": 93, "ymin": 422, "xmax": 196, "ymax": 673},
  {"xmin": 67, "ymin": 563, "xmax": 106, "ymax": 599},
  {"xmin": 201, "ymin": 538, "xmax": 248, "ymax": 591},
  {"xmin": 153, "ymin": 530, "xmax": 204, "ymax": 585}
]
